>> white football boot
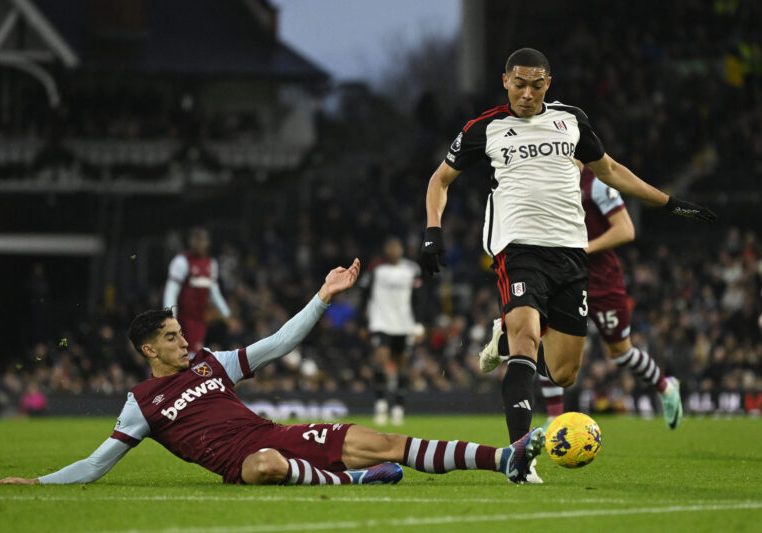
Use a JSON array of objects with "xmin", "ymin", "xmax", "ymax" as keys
[
  {"xmin": 478, "ymin": 318, "xmax": 506, "ymax": 373},
  {"xmin": 525, "ymin": 458, "xmax": 544, "ymax": 484}
]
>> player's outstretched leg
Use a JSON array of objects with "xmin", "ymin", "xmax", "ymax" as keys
[
  {"xmin": 341, "ymin": 425, "xmax": 545, "ymax": 485},
  {"xmin": 240, "ymin": 448, "xmax": 402, "ymax": 486}
]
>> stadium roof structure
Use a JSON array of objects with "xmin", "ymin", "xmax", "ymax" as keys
[{"xmin": 30, "ymin": 0, "xmax": 329, "ymax": 82}]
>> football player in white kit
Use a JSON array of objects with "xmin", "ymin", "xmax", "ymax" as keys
[
  {"xmin": 420, "ymin": 48, "xmax": 715, "ymax": 481},
  {"xmin": 360, "ymin": 237, "xmax": 421, "ymax": 425}
]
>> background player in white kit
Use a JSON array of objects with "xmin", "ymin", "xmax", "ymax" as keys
[
  {"xmin": 419, "ymin": 48, "xmax": 715, "ymax": 446},
  {"xmin": 359, "ymin": 237, "xmax": 421, "ymax": 425}
]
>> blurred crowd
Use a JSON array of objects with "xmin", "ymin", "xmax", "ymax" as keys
[
  {"xmin": 538, "ymin": 1, "xmax": 762, "ymax": 192},
  {"xmin": 576, "ymin": 228, "xmax": 761, "ymax": 413},
  {"xmin": 2, "ymin": 219, "xmax": 760, "ymax": 416},
  {"xmin": 1, "ymin": 0, "xmax": 761, "ymax": 415}
]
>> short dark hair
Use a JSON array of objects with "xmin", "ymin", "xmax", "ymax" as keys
[
  {"xmin": 505, "ymin": 48, "xmax": 551, "ymax": 75},
  {"xmin": 128, "ymin": 308, "xmax": 174, "ymax": 357}
]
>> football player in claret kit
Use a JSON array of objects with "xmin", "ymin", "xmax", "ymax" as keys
[
  {"xmin": 163, "ymin": 227, "xmax": 231, "ymax": 355},
  {"xmin": 1, "ymin": 259, "xmax": 544, "ymax": 487},
  {"xmin": 420, "ymin": 47, "xmax": 714, "ymax": 453}
]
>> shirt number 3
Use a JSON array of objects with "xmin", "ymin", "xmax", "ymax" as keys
[{"xmin": 578, "ymin": 290, "xmax": 588, "ymax": 316}]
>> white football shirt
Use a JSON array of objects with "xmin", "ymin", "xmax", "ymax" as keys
[
  {"xmin": 360, "ymin": 259, "xmax": 420, "ymax": 335},
  {"xmin": 445, "ymin": 101, "xmax": 606, "ymax": 254}
]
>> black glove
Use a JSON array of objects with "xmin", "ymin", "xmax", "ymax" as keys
[
  {"xmin": 419, "ymin": 227, "xmax": 446, "ymax": 277},
  {"xmin": 664, "ymin": 196, "xmax": 717, "ymax": 222}
]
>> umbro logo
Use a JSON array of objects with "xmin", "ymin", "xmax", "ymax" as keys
[
  {"xmin": 513, "ymin": 400, "xmax": 532, "ymax": 410},
  {"xmin": 424, "ymin": 241, "xmax": 434, "ymax": 247},
  {"xmin": 152, "ymin": 394, "xmax": 165, "ymax": 405},
  {"xmin": 504, "ymin": 128, "xmax": 518, "ymax": 137}
]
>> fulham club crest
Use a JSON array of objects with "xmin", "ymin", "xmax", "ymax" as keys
[
  {"xmin": 553, "ymin": 120, "xmax": 568, "ymax": 133},
  {"xmin": 191, "ymin": 361, "xmax": 213, "ymax": 377},
  {"xmin": 511, "ymin": 282, "xmax": 526, "ymax": 297}
]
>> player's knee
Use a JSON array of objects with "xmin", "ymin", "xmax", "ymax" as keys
[
  {"xmin": 553, "ymin": 360, "xmax": 581, "ymax": 387},
  {"xmin": 370, "ymin": 430, "xmax": 406, "ymax": 458},
  {"xmin": 241, "ymin": 448, "xmax": 288, "ymax": 485},
  {"xmin": 368, "ymin": 431, "xmax": 399, "ymax": 455}
]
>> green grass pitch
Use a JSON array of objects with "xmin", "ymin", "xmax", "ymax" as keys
[{"xmin": 1, "ymin": 415, "xmax": 761, "ymax": 532}]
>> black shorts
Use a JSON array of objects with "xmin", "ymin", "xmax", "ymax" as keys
[
  {"xmin": 370, "ymin": 333, "xmax": 409, "ymax": 354},
  {"xmin": 493, "ymin": 243, "xmax": 589, "ymax": 337}
]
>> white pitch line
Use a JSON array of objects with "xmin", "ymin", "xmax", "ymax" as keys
[
  {"xmin": 101, "ymin": 502, "xmax": 762, "ymax": 533},
  {"xmin": 0, "ymin": 494, "xmax": 626, "ymax": 505}
]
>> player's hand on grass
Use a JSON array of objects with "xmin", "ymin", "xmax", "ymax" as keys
[
  {"xmin": 663, "ymin": 197, "xmax": 717, "ymax": 222},
  {"xmin": 318, "ymin": 258, "xmax": 361, "ymax": 303},
  {"xmin": 0, "ymin": 477, "xmax": 39, "ymax": 485},
  {"xmin": 419, "ymin": 227, "xmax": 446, "ymax": 278}
]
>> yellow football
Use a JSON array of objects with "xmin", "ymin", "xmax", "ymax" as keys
[{"xmin": 545, "ymin": 412, "xmax": 602, "ymax": 468}]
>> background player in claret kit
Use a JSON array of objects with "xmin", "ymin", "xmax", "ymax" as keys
[
  {"xmin": 419, "ymin": 48, "xmax": 715, "ymax": 451},
  {"xmin": 359, "ymin": 237, "xmax": 421, "ymax": 426},
  {"xmin": 481, "ymin": 166, "xmax": 684, "ymax": 430},
  {"xmin": 0, "ymin": 259, "xmax": 544, "ymax": 487},
  {"xmin": 163, "ymin": 227, "xmax": 231, "ymax": 355},
  {"xmin": 538, "ymin": 167, "xmax": 683, "ymax": 428}
]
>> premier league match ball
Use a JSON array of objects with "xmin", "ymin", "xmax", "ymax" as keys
[{"xmin": 545, "ymin": 412, "xmax": 602, "ymax": 468}]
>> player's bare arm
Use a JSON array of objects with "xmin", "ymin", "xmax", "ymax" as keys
[
  {"xmin": 586, "ymin": 208, "xmax": 635, "ymax": 254},
  {"xmin": 425, "ymin": 161, "xmax": 460, "ymax": 228},
  {"xmin": 587, "ymin": 153, "xmax": 669, "ymax": 206},
  {"xmin": 420, "ymin": 162, "xmax": 461, "ymax": 276},
  {"xmin": 588, "ymin": 154, "xmax": 716, "ymax": 221}
]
